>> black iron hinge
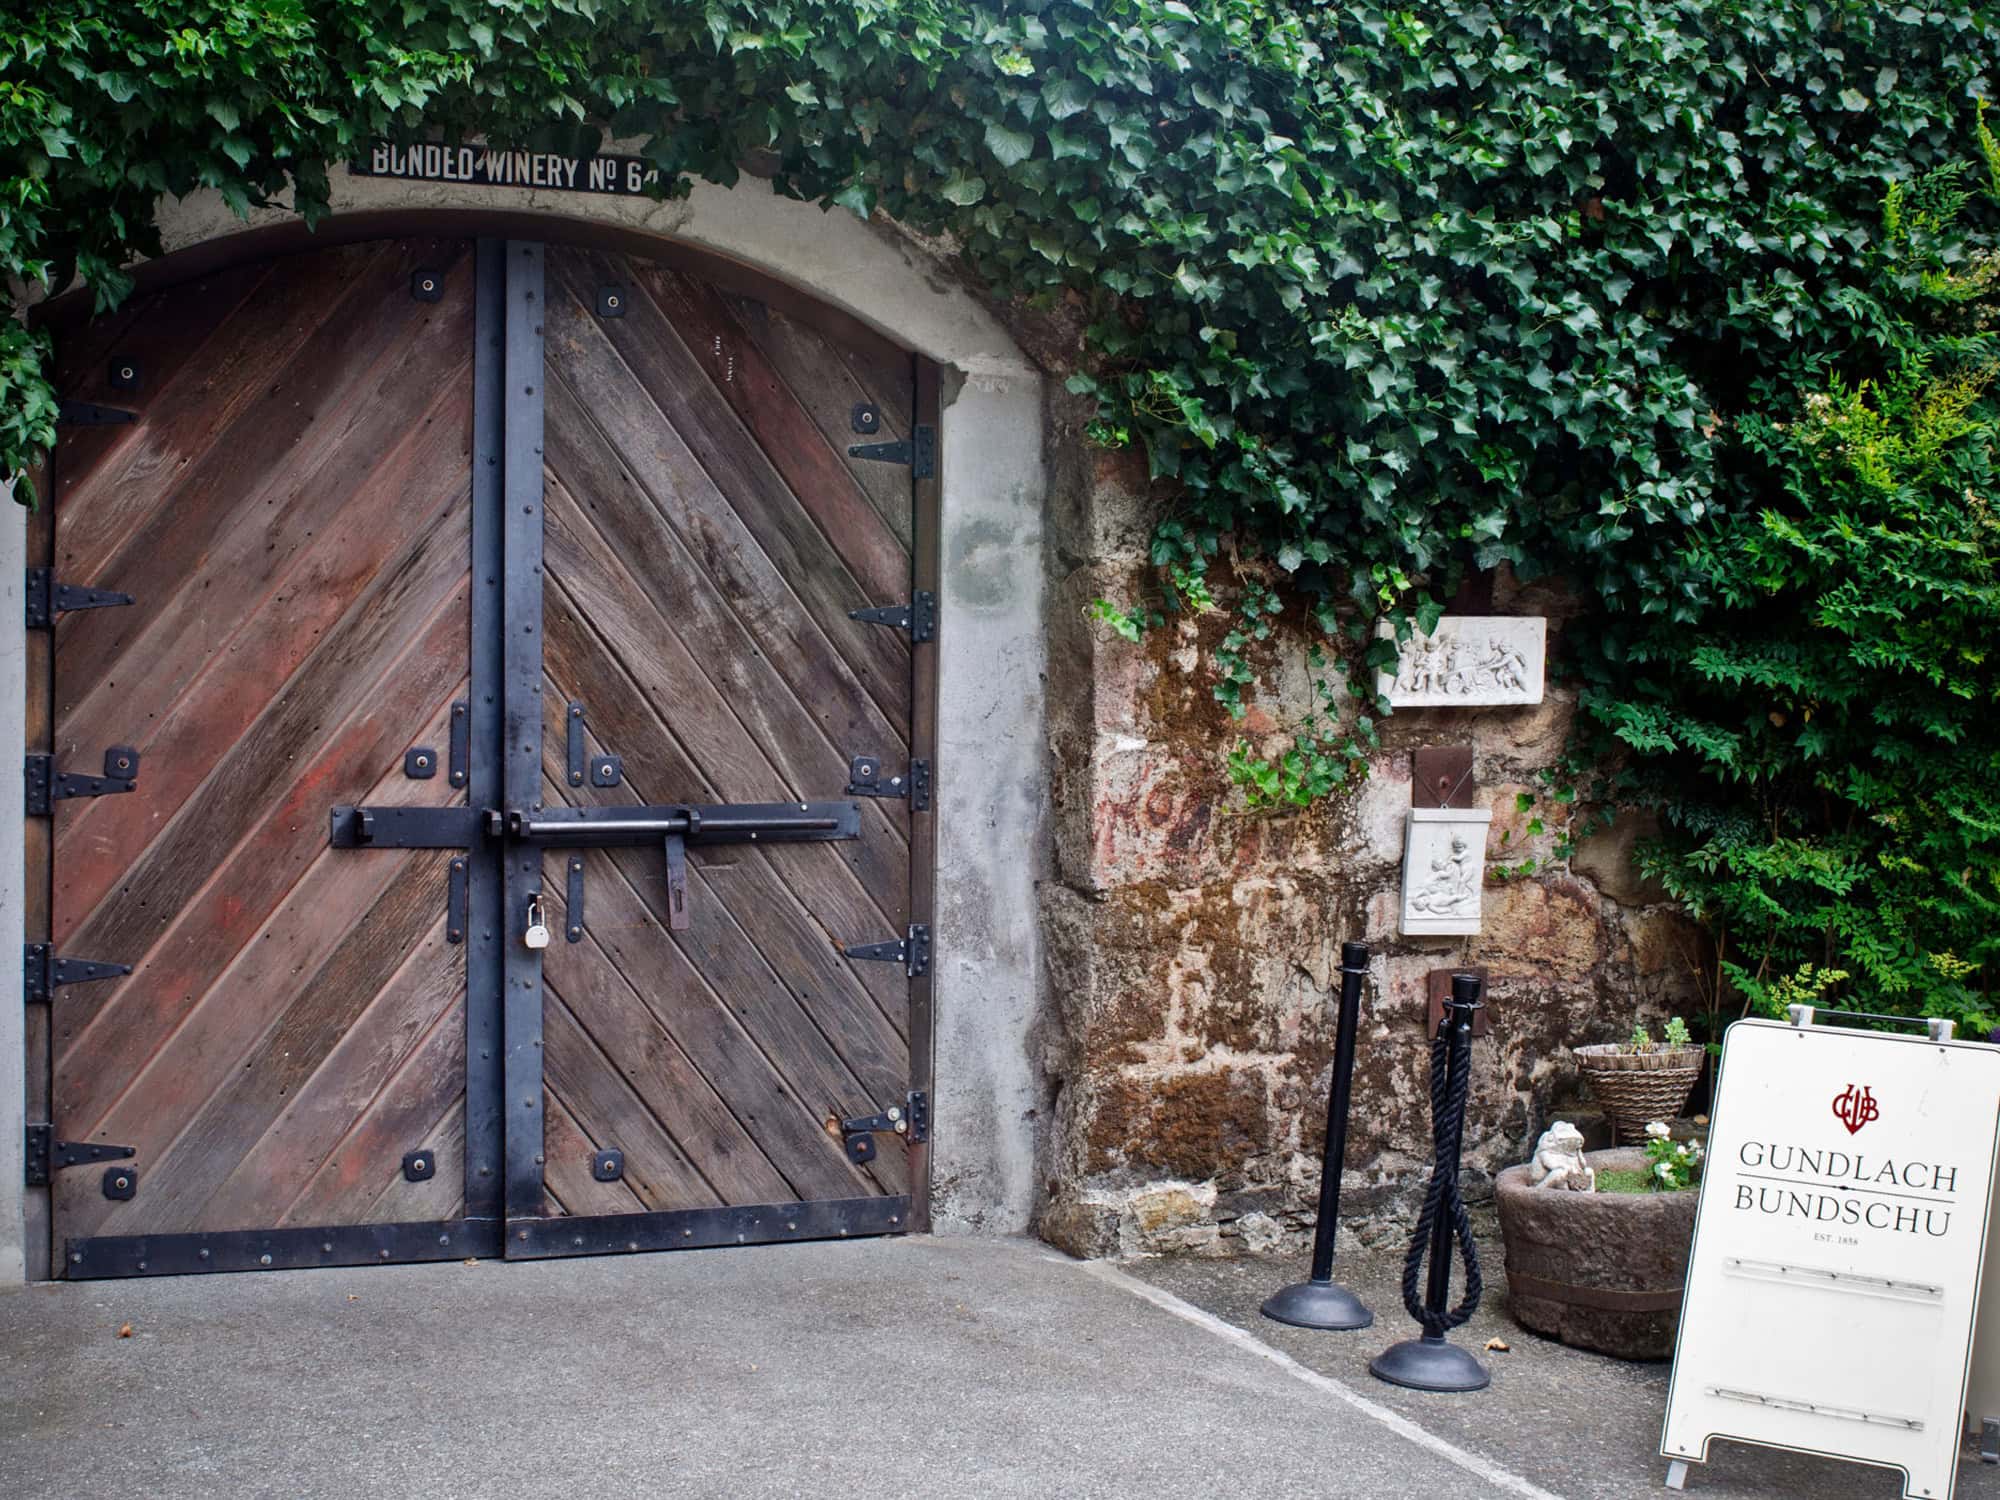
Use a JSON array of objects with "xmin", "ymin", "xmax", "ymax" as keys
[
  {"xmin": 25, "ymin": 747, "xmax": 140, "ymax": 817},
  {"xmin": 55, "ymin": 400, "xmax": 137, "ymax": 428},
  {"xmin": 843, "ymin": 923, "xmax": 932, "ymax": 979},
  {"xmin": 26, "ymin": 568, "xmax": 134, "ymax": 630},
  {"xmin": 835, "ymin": 1091, "xmax": 930, "ymax": 1164},
  {"xmin": 24, "ymin": 943, "xmax": 130, "ymax": 1005},
  {"xmin": 846, "ymin": 755, "xmax": 932, "ymax": 812},
  {"xmin": 848, "ymin": 423, "xmax": 935, "ymax": 480},
  {"xmin": 849, "ymin": 589, "xmax": 936, "ymax": 644},
  {"xmin": 24, "ymin": 1123, "xmax": 134, "ymax": 1188}
]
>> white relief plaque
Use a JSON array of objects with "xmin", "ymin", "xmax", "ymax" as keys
[
  {"xmin": 1377, "ymin": 615, "xmax": 1547, "ymax": 707},
  {"xmin": 1399, "ymin": 806, "xmax": 1493, "ymax": 937}
]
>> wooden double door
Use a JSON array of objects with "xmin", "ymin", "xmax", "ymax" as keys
[{"xmin": 29, "ymin": 234, "xmax": 937, "ymax": 1278}]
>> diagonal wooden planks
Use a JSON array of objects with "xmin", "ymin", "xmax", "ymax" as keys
[
  {"xmin": 43, "ymin": 232, "xmax": 931, "ymax": 1268},
  {"xmin": 47, "ymin": 238, "xmax": 478, "ymax": 1251},
  {"xmin": 536, "ymin": 245, "xmax": 920, "ymax": 1217}
]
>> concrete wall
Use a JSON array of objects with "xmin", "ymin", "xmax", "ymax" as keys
[{"xmin": 2, "ymin": 166, "xmax": 1052, "ymax": 1280}]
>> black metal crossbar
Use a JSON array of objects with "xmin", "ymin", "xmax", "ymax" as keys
[{"xmin": 495, "ymin": 800, "xmax": 861, "ymax": 846}]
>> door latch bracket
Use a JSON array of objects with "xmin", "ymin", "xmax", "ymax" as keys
[
  {"xmin": 565, "ymin": 702, "xmax": 622, "ymax": 788},
  {"xmin": 25, "ymin": 1124, "xmax": 135, "ymax": 1187},
  {"xmin": 24, "ymin": 943, "xmax": 131, "ymax": 1005},
  {"xmin": 848, "ymin": 590, "xmax": 936, "ymax": 644},
  {"xmin": 847, "ymin": 424, "xmax": 935, "ymax": 479},
  {"xmin": 56, "ymin": 400, "xmax": 136, "ymax": 428},
  {"xmin": 25, "ymin": 569, "xmax": 134, "ymax": 630},
  {"xmin": 26, "ymin": 747, "xmax": 140, "ymax": 816},
  {"xmin": 843, "ymin": 924, "xmax": 932, "ymax": 978},
  {"xmin": 833, "ymin": 1091, "xmax": 930, "ymax": 1164},
  {"xmin": 847, "ymin": 756, "xmax": 931, "ymax": 811}
]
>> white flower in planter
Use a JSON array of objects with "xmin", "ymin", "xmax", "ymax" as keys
[{"xmin": 1645, "ymin": 1120, "xmax": 1672, "ymax": 1141}]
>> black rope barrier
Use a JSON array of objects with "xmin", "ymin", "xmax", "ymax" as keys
[{"xmin": 1370, "ymin": 971, "xmax": 1491, "ymax": 1393}]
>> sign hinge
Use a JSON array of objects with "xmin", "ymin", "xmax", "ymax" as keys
[
  {"xmin": 848, "ymin": 589, "xmax": 936, "ymax": 644},
  {"xmin": 843, "ymin": 923, "xmax": 931, "ymax": 979},
  {"xmin": 847, "ymin": 755, "xmax": 932, "ymax": 811},
  {"xmin": 833, "ymin": 1090, "xmax": 931, "ymax": 1164},
  {"xmin": 24, "ymin": 1124, "xmax": 134, "ymax": 1188},
  {"xmin": 847, "ymin": 423, "xmax": 935, "ymax": 479},
  {"xmin": 25, "ymin": 747, "xmax": 140, "ymax": 817},
  {"xmin": 25, "ymin": 568, "xmax": 134, "ymax": 630},
  {"xmin": 24, "ymin": 943, "xmax": 131, "ymax": 1005}
]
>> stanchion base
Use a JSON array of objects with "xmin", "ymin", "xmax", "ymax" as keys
[
  {"xmin": 1260, "ymin": 1279, "xmax": 1374, "ymax": 1331},
  {"xmin": 1369, "ymin": 1334, "xmax": 1490, "ymax": 1392}
]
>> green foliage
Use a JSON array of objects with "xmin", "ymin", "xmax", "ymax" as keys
[
  {"xmin": 3, "ymin": 2, "xmax": 1999, "ymax": 1028},
  {"xmin": 1643, "ymin": 1124, "xmax": 1703, "ymax": 1191},
  {"xmin": 1225, "ymin": 639, "xmax": 1373, "ymax": 807},
  {"xmin": 1087, "ymin": 597, "xmax": 1157, "ymax": 643},
  {"xmin": 1661, "ymin": 1016, "xmax": 1691, "ymax": 1048},
  {"xmin": 1589, "ymin": 148, "xmax": 2000, "ymax": 1036}
]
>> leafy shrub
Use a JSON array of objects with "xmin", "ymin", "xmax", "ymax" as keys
[{"xmin": 1583, "ymin": 149, "xmax": 2000, "ymax": 1036}]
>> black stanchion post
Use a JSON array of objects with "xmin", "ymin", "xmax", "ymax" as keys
[
  {"xmin": 1370, "ymin": 970, "xmax": 1489, "ymax": 1392},
  {"xmin": 1261, "ymin": 941, "xmax": 1373, "ymax": 1331}
]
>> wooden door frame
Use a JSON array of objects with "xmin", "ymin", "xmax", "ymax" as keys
[{"xmin": 22, "ymin": 222, "xmax": 942, "ymax": 1277}]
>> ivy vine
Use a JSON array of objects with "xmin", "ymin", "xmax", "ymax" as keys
[{"xmin": 4, "ymin": 2, "xmax": 1999, "ymax": 1025}]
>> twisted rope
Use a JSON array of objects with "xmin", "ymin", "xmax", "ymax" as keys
[{"xmin": 1399, "ymin": 1022, "xmax": 1483, "ymax": 1336}]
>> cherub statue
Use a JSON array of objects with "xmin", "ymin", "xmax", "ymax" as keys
[{"xmin": 1527, "ymin": 1121, "xmax": 1595, "ymax": 1191}]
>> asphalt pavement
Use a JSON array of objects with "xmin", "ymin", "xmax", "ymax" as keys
[{"xmin": 4, "ymin": 1232, "xmax": 1993, "ymax": 1499}]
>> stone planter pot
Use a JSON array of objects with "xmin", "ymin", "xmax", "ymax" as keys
[{"xmin": 1496, "ymin": 1147, "xmax": 1696, "ymax": 1360}]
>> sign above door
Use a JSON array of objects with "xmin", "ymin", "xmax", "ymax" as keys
[{"xmin": 349, "ymin": 141, "xmax": 661, "ymax": 197}]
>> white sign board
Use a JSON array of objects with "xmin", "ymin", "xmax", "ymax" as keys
[
  {"xmin": 1663, "ymin": 1020, "xmax": 2000, "ymax": 1499},
  {"xmin": 1376, "ymin": 615, "xmax": 1546, "ymax": 707}
]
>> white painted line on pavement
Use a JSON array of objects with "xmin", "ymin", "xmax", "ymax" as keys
[{"xmin": 1076, "ymin": 1257, "xmax": 1571, "ymax": 1500}]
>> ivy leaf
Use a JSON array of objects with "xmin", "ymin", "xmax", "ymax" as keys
[
  {"xmin": 983, "ymin": 122, "xmax": 1035, "ymax": 167},
  {"xmin": 940, "ymin": 170, "xmax": 986, "ymax": 206},
  {"xmin": 830, "ymin": 181, "xmax": 874, "ymax": 218},
  {"xmin": 1042, "ymin": 77, "xmax": 1089, "ymax": 121}
]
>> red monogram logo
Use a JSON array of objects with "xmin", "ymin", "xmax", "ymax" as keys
[{"xmin": 1833, "ymin": 1084, "xmax": 1880, "ymax": 1136}]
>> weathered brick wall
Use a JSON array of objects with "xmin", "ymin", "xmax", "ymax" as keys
[{"xmin": 1036, "ymin": 429, "xmax": 1704, "ymax": 1259}]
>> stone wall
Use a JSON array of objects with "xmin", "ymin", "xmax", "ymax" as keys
[{"xmin": 1035, "ymin": 420, "xmax": 1705, "ymax": 1260}]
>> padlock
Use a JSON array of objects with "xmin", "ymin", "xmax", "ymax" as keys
[{"xmin": 524, "ymin": 895, "xmax": 551, "ymax": 950}]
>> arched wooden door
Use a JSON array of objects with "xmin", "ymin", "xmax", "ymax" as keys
[{"xmin": 27, "ymin": 233, "xmax": 937, "ymax": 1278}]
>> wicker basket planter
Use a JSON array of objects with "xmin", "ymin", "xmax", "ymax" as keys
[{"xmin": 1573, "ymin": 1044, "xmax": 1704, "ymax": 1143}]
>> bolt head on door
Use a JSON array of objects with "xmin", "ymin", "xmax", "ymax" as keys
[
  {"xmin": 592, "ymin": 1149, "xmax": 624, "ymax": 1182},
  {"xmin": 402, "ymin": 1150, "xmax": 436, "ymax": 1182}
]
